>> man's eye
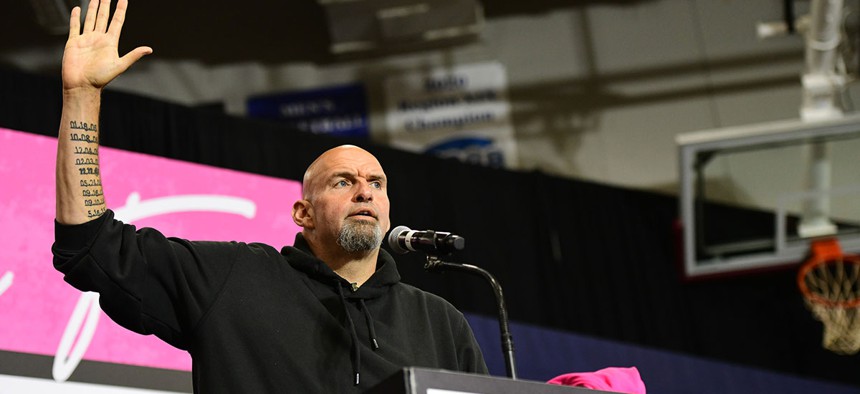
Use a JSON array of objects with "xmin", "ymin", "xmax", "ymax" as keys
[
  {"xmin": 336, "ymin": 180, "xmax": 349, "ymax": 187},
  {"xmin": 370, "ymin": 181, "xmax": 382, "ymax": 189}
]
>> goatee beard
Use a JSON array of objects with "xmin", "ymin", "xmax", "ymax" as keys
[{"xmin": 337, "ymin": 219, "xmax": 383, "ymax": 253}]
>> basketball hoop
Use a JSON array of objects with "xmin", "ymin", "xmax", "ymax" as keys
[{"xmin": 797, "ymin": 238, "xmax": 860, "ymax": 355}]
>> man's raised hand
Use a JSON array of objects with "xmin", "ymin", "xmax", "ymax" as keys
[
  {"xmin": 56, "ymin": 0, "xmax": 149, "ymax": 224},
  {"xmin": 62, "ymin": 0, "xmax": 151, "ymax": 94}
]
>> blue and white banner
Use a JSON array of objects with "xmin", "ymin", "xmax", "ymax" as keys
[
  {"xmin": 383, "ymin": 62, "xmax": 517, "ymax": 168},
  {"xmin": 247, "ymin": 84, "xmax": 369, "ymax": 138}
]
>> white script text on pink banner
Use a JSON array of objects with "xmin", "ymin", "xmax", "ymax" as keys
[{"xmin": 0, "ymin": 128, "xmax": 302, "ymax": 376}]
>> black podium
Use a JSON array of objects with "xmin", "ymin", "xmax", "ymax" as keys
[{"xmin": 366, "ymin": 367, "xmax": 613, "ymax": 393}]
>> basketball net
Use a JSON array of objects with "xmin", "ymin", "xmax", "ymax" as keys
[{"xmin": 797, "ymin": 238, "xmax": 860, "ymax": 355}]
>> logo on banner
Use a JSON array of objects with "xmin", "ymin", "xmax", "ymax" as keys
[{"xmin": 425, "ymin": 137, "xmax": 505, "ymax": 167}]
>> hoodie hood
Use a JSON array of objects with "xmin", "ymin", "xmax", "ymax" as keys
[{"xmin": 281, "ymin": 232, "xmax": 400, "ymax": 298}]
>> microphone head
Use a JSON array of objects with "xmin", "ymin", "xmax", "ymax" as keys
[
  {"xmin": 387, "ymin": 225, "xmax": 411, "ymax": 254},
  {"xmin": 445, "ymin": 234, "xmax": 466, "ymax": 252}
]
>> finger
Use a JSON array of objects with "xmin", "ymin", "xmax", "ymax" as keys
[
  {"xmin": 107, "ymin": 0, "xmax": 128, "ymax": 38},
  {"xmin": 82, "ymin": 0, "xmax": 99, "ymax": 32},
  {"xmin": 94, "ymin": 0, "xmax": 112, "ymax": 33},
  {"xmin": 68, "ymin": 6, "xmax": 81, "ymax": 39},
  {"xmin": 118, "ymin": 46, "xmax": 153, "ymax": 70}
]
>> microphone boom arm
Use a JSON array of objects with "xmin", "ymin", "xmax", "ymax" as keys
[{"xmin": 425, "ymin": 255, "xmax": 517, "ymax": 380}]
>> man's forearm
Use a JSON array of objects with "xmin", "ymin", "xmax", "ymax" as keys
[
  {"xmin": 56, "ymin": 89, "xmax": 106, "ymax": 225},
  {"xmin": 55, "ymin": 0, "xmax": 150, "ymax": 225}
]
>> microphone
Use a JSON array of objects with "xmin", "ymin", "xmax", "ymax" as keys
[{"xmin": 387, "ymin": 225, "xmax": 465, "ymax": 255}]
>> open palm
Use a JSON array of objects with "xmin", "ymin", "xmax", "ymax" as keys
[{"xmin": 62, "ymin": 0, "xmax": 151, "ymax": 92}]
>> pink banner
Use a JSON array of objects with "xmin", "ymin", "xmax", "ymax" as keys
[{"xmin": 0, "ymin": 128, "xmax": 302, "ymax": 375}]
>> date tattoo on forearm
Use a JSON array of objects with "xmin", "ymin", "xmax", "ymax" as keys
[{"xmin": 69, "ymin": 120, "xmax": 105, "ymax": 218}]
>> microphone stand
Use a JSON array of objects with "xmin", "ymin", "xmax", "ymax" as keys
[{"xmin": 425, "ymin": 255, "xmax": 517, "ymax": 380}]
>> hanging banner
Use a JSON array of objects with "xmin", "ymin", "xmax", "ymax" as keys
[
  {"xmin": 247, "ymin": 84, "xmax": 369, "ymax": 138},
  {"xmin": 383, "ymin": 62, "xmax": 517, "ymax": 168}
]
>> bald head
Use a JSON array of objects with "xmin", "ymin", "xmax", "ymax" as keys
[{"xmin": 302, "ymin": 145, "xmax": 382, "ymax": 200}]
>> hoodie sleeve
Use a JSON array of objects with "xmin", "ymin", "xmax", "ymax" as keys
[
  {"xmin": 457, "ymin": 314, "xmax": 489, "ymax": 374},
  {"xmin": 52, "ymin": 210, "xmax": 238, "ymax": 350}
]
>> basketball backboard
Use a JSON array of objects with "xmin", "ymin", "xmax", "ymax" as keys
[{"xmin": 677, "ymin": 114, "xmax": 860, "ymax": 278}]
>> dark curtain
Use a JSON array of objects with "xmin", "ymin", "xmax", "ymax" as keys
[{"xmin": 2, "ymin": 67, "xmax": 857, "ymax": 387}]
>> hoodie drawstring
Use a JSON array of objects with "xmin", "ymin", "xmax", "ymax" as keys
[
  {"xmin": 336, "ymin": 281, "xmax": 383, "ymax": 386},
  {"xmin": 336, "ymin": 283, "xmax": 361, "ymax": 385},
  {"xmin": 359, "ymin": 299, "xmax": 380, "ymax": 350}
]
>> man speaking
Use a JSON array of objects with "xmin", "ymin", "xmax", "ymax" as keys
[{"xmin": 52, "ymin": 0, "xmax": 487, "ymax": 392}]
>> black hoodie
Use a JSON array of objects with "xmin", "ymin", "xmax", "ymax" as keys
[{"xmin": 52, "ymin": 210, "xmax": 487, "ymax": 393}]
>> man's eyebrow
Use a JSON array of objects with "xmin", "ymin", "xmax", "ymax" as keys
[
  {"xmin": 327, "ymin": 171, "xmax": 386, "ymax": 184},
  {"xmin": 330, "ymin": 171, "xmax": 356, "ymax": 180}
]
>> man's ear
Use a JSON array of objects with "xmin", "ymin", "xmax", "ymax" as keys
[{"xmin": 292, "ymin": 200, "xmax": 314, "ymax": 229}]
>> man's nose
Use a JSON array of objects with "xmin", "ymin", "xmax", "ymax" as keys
[{"xmin": 354, "ymin": 181, "xmax": 373, "ymax": 202}]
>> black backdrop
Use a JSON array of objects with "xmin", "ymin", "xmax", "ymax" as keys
[{"xmin": 2, "ymin": 66, "xmax": 858, "ymax": 387}]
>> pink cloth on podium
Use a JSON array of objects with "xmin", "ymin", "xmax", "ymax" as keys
[{"xmin": 547, "ymin": 367, "xmax": 646, "ymax": 393}]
